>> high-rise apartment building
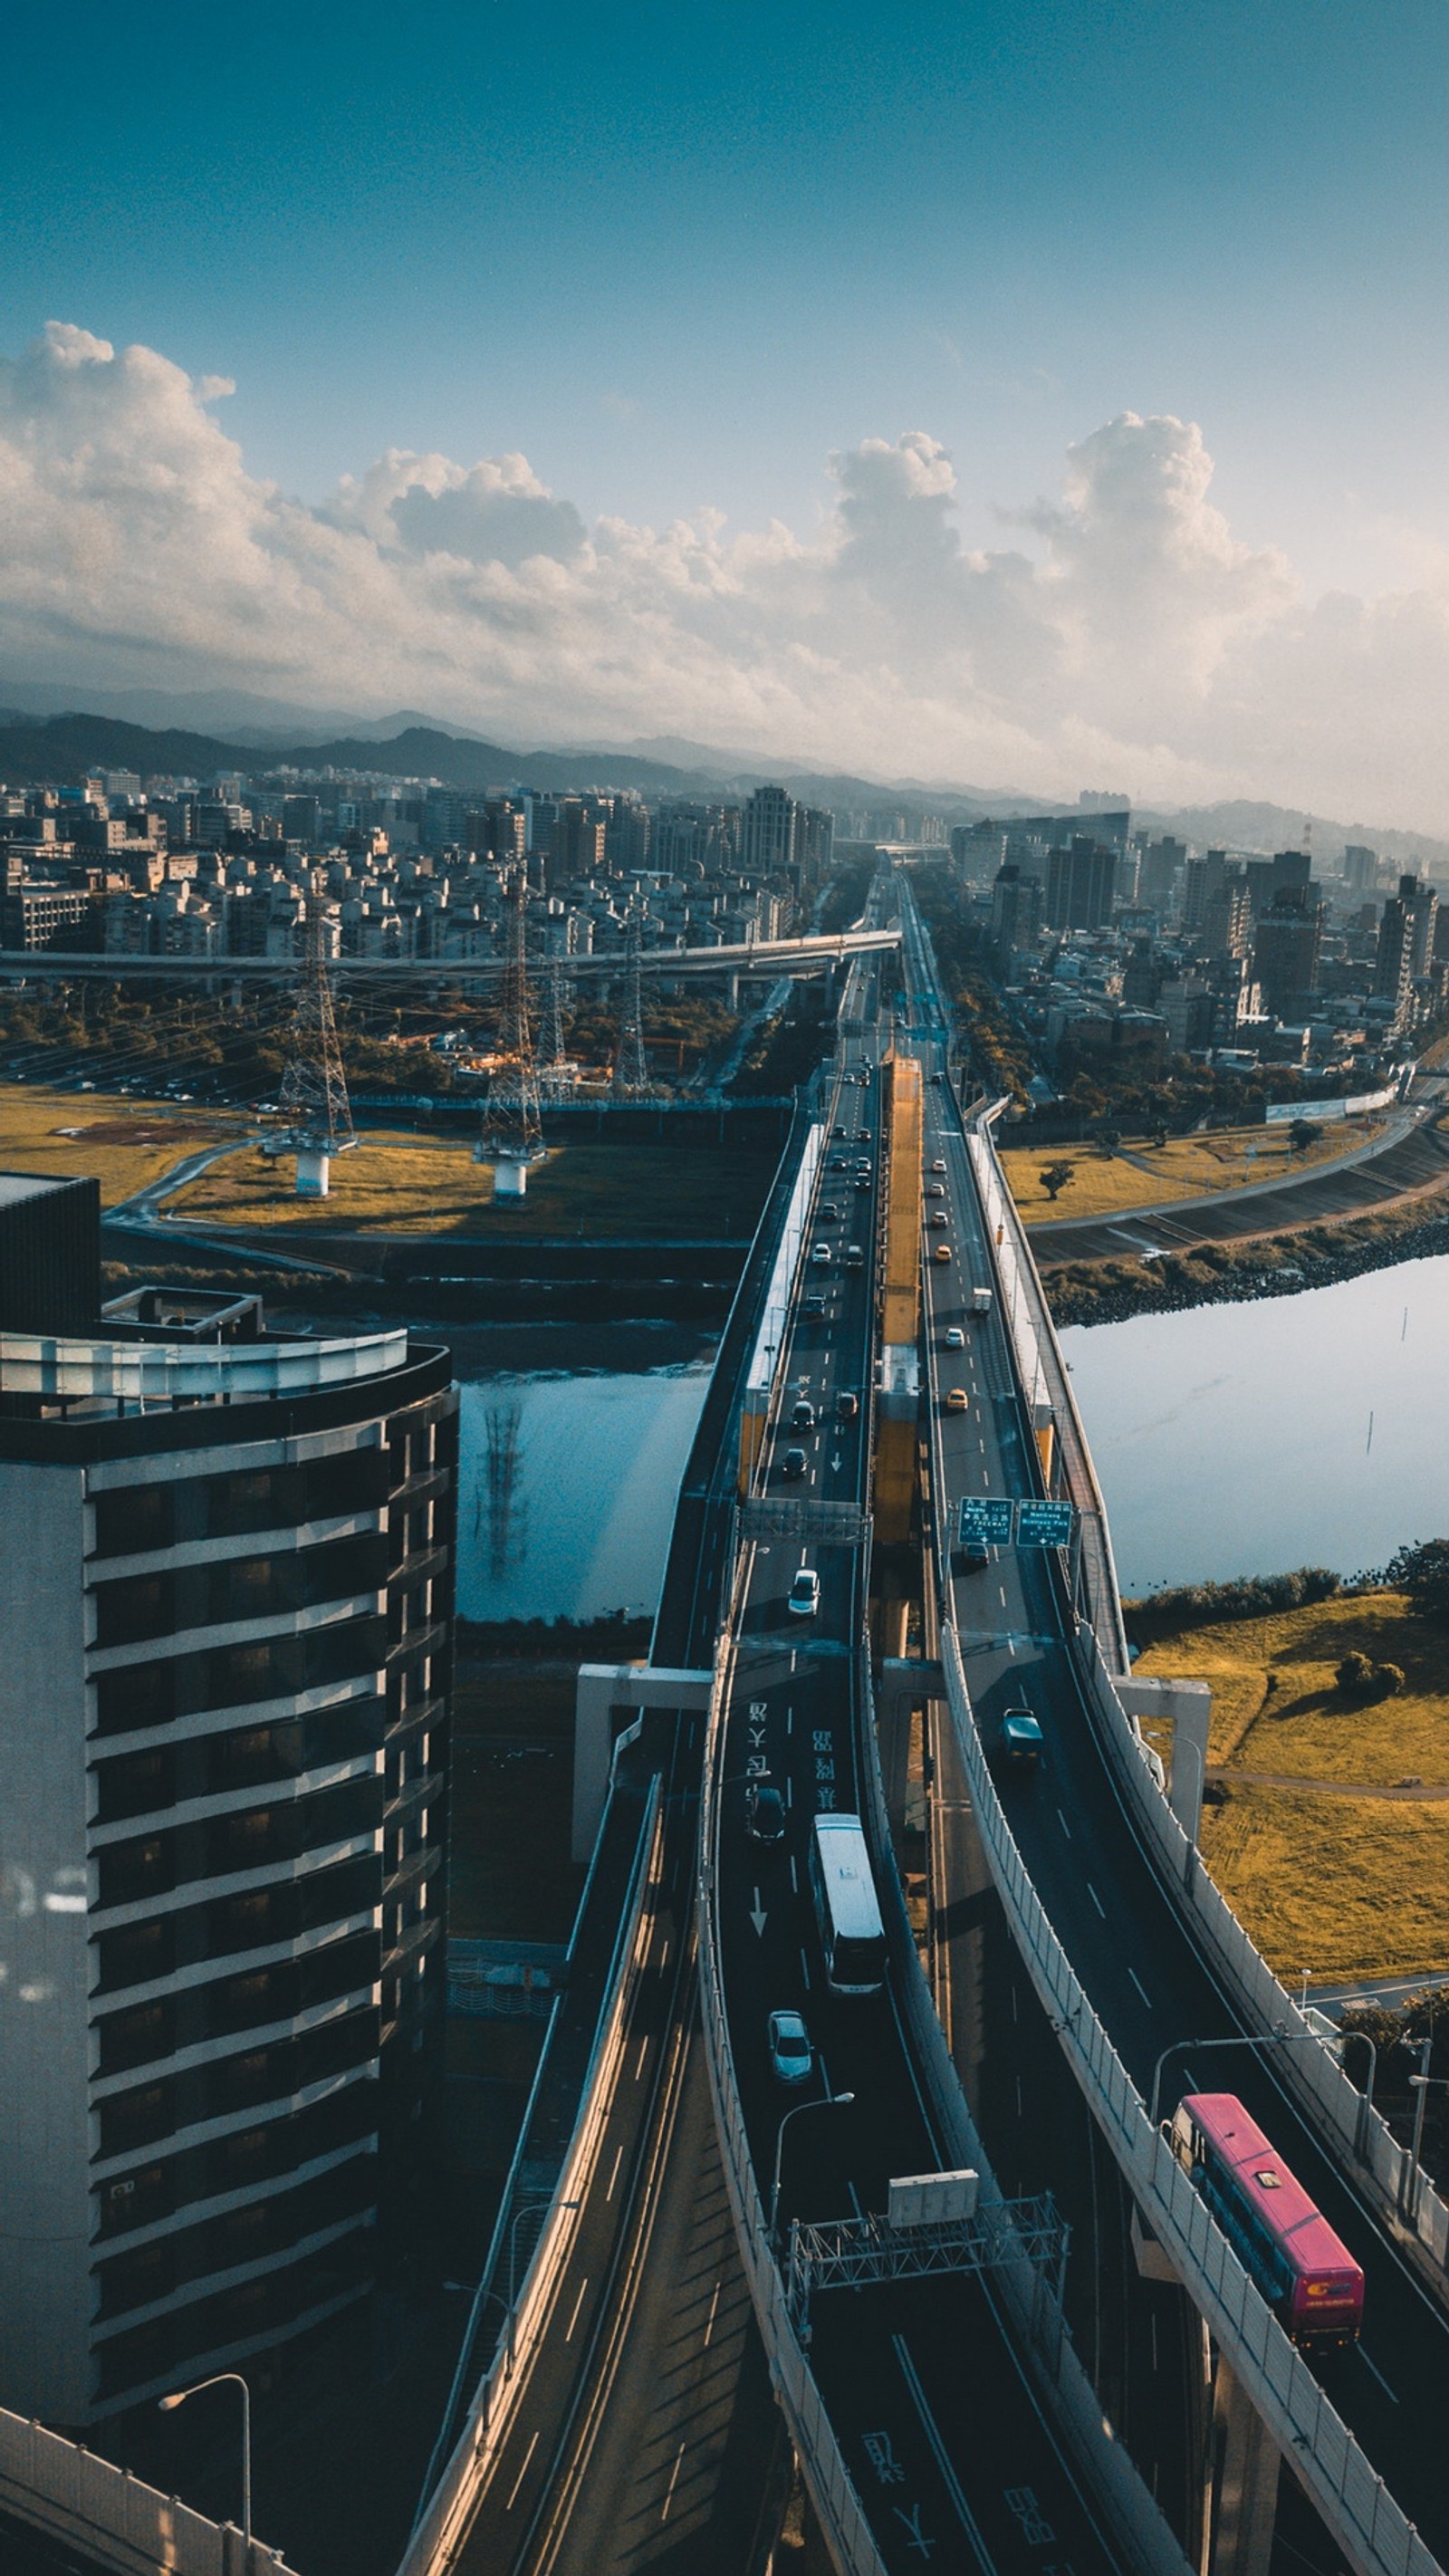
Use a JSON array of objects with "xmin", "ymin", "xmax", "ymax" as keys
[
  {"xmin": 1374, "ymin": 875, "xmax": 1438, "ymax": 1021},
  {"xmin": 1044, "ymin": 837, "xmax": 1117, "ymax": 934},
  {"xmin": 741, "ymin": 784, "xmax": 797, "ymax": 877},
  {"xmin": 1252, "ymin": 889, "xmax": 1323, "ymax": 1020},
  {"xmin": 0, "ymin": 1176, "xmax": 455, "ymax": 2424}
]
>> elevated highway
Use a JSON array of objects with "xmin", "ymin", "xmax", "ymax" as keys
[{"xmin": 896, "ymin": 876, "xmax": 1449, "ymax": 2576}]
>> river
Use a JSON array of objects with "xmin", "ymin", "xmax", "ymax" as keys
[
  {"xmin": 451, "ymin": 1322, "xmax": 715, "ymax": 1623},
  {"xmin": 1062, "ymin": 1252, "xmax": 1449, "ymax": 1597}
]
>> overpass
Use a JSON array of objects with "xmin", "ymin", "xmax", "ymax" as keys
[
  {"xmin": 896, "ymin": 873, "xmax": 1449, "ymax": 2576},
  {"xmin": 398, "ymin": 876, "xmax": 1449, "ymax": 2576},
  {"xmin": 0, "ymin": 928, "xmax": 900, "ymax": 984}
]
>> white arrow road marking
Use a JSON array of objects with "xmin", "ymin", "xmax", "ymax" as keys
[{"xmin": 750, "ymin": 1889, "xmax": 768, "ymax": 1934}]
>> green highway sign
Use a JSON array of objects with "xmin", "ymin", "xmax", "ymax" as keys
[
  {"xmin": 959, "ymin": 1495, "xmax": 1015, "ymax": 1546},
  {"xmin": 1016, "ymin": 1499, "xmax": 1075, "ymax": 1549}
]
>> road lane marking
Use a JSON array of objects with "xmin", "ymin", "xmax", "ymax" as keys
[
  {"xmin": 606, "ymin": 2142, "xmax": 626, "ymax": 2200},
  {"xmin": 564, "ymin": 2275, "xmax": 590, "ymax": 2341},
  {"xmin": 504, "ymin": 2429, "xmax": 542, "ymax": 2513},
  {"xmin": 1128, "ymin": 1968, "xmax": 1152, "ymax": 2009},
  {"xmin": 1087, "ymin": 1883, "xmax": 1107, "ymax": 1918},
  {"xmin": 703, "ymin": 2277, "xmax": 722, "ymax": 2347},
  {"xmin": 1358, "ymin": 2350, "xmax": 1399, "ymax": 2402},
  {"xmin": 661, "ymin": 2439, "xmax": 687, "ymax": 2520},
  {"xmin": 633, "ymin": 2034, "xmax": 648, "ymax": 2077},
  {"xmin": 801, "ymin": 1946, "xmax": 812, "ymax": 1988},
  {"xmin": 891, "ymin": 2334, "xmax": 1000, "ymax": 2573},
  {"xmin": 1057, "ymin": 1808, "xmax": 1071, "ymax": 1840}
]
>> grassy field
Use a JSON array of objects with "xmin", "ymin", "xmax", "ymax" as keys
[
  {"xmin": 1004, "ymin": 1119, "xmax": 1385, "ymax": 1227},
  {"xmin": 0, "ymin": 1081, "xmax": 246, "ymax": 1205},
  {"xmin": 169, "ymin": 1133, "xmax": 777, "ymax": 1238},
  {"xmin": 1134, "ymin": 1589, "xmax": 1449, "ymax": 1979}
]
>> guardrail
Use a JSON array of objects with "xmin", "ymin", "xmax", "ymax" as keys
[
  {"xmin": 967, "ymin": 1107, "xmax": 1449, "ymax": 2291},
  {"xmin": 854, "ymin": 1648, "xmax": 1193, "ymax": 2576},
  {"xmin": 936, "ymin": 1622, "xmax": 1441, "ymax": 2576},
  {"xmin": 696, "ymin": 1588, "xmax": 890, "ymax": 2576},
  {"xmin": 0, "ymin": 2406, "xmax": 293, "ymax": 2576},
  {"xmin": 400, "ymin": 1778, "xmax": 664, "ymax": 2576}
]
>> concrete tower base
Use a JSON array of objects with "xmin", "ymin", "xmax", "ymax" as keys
[{"xmin": 294, "ymin": 1148, "xmax": 330, "ymax": 1197}]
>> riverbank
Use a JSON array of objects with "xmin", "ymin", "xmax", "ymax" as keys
[
  {"xmin": 1045, "ymin": 1189, "xmax": 1449, "ymax": 1327},
  {"xmin": 1128, "ymin": 1581, "xmax": 1449, "ymax": 1983}
]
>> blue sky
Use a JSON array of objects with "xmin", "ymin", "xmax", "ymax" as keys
[
  {"xmin": 5, "ymin": 1, "xmax": 1449, "ymax": 819},
  {"xmin": 10, "ymin": 0, "xmax": 1449, "ymax": 584}
]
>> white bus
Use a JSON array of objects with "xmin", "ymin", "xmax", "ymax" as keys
[{"xmin": 809, "ymin": 1812, "xmax": 887, "ymax": 1995}]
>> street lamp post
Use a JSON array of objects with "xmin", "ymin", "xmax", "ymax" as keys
[
  {"xmin": 770, "ymin": 2091, "xmax": 855, "ymax": 2242},
  {"xmin": 158, "ymin": 2370, "xmax": 251, "ymax": 2550},
  {"xmin": 1340, "ymin": 2027, "xmax": 1378, "ymax": 2160},
  {"xmin": 1406, "ymin": 2045, "xmax": 1449, "ymax": 2221},
  {"xmin": 1148, "ymin": 2026, "xmax": 1336, "ymax": 2132}
]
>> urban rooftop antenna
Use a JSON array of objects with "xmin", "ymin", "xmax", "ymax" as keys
[{"xmin": 276, "ymin": 876, "xmax": 356, "ymax": 1198}]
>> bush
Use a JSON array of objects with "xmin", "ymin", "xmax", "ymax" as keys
[
  {"xmin": 1128, "ymin": 1567, "xmax": 1342, "ymax": 1636},
  {"xmin": 1381, "ymin": 1540, "xmax": 1449, "ymax": 1626},
  {"xmin": 1335, "ymin": 1653, "xmax": 1404, "ymax": 1704}
]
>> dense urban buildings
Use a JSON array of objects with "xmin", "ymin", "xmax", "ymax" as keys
[{"xmin": 0, "ymin": 1173, "xmax": 456, "ymax": 2422}]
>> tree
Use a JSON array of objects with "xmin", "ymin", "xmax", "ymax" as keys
[
  {"xmin": 1383, "ymin": 1539, "xmax": 1449, "ymax": 1626},
  {"xmin": 1335, "ymin": 1651, "xmax": 1406, "ymax": 1703},
  {"xmin": 1289, "ymin": 1119, "xmax": 1325, "ymax": 1154},
  {"xmin": 1092, "ymin": 1123, "xmax": 1122, "ymax": 1158},
  {"xmin": 1039, "ymin": 1161, "xmax": 1075, "ymax": 1202}
]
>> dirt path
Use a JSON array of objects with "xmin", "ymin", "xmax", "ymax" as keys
[{"xmin": 1210, "ymin": 1765, "xmax": 1449, "ymax": 1801}]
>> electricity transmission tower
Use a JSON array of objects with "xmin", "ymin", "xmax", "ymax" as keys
[
  {"xmin": 479, "ymin": 879, "xmax": 544, "ymax": 1184},
  {"xmin": 540, "ymin": 955, "xmax": 573, "ymax": 1101},
  {"xmin": 276, "ymin": 880, "xmax": 355, "ymax": 1197},
  {"xmin": 613, "ymin": 908, "xmax": 652, "ymax": 1095}
]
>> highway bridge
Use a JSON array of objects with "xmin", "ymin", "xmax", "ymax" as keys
[
  {"xmin": 0, "ymin": 926, "xmax": 900, "ymax": 984},
  {"xmin": 395, "ymin": 874, "xmax": 1449, "ymax": 2576}
]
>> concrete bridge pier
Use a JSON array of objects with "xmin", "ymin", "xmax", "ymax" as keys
[{"xmin": 1207, "ymin": 2355, "xmax": 1280, "ymax": 2576}]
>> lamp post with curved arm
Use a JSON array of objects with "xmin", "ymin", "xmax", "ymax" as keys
[
  {"xmin": 770, "ymin": 2091, "xmax": 855, "ymax": 2241},
  {"xmin": 158, "ymin": 2370, "xmax": 251, "ymax": 2549}
]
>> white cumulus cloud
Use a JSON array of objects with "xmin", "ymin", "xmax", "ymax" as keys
[{"xmin": 4, "ymin": 322, "xmax": 1449, "ymax": 827}]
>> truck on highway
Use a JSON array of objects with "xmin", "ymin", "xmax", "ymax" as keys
[{"xmin": 970, "ymin": 1286, "xmax": 993, "ymax": 1314}]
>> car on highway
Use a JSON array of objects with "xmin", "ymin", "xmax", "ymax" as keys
[
  {"xmin": 927, "ymin": 1183, "xmax": 946, "ymax": 1198},
  {"xmin": 747, "ymin": 1783, "xmax": 787, "ymax": 1843},
  {"xmin": 945, "ymin": 1387, "xmax": 968, "ymax": 1411},
  {"xmin": 933, "ymin": 1244, "xmax": 953, "ymax": 1264},
  {"xmin": 945, "ymin": 1325, "xmax": 965, "ymax": 1348},
  {"xmin": 768, "ymin": 2008, "xmax": 813, "ymax": 2086},
  {"xmin": 931, "ymin": 1158, "xmax": 947, "ymax": 1173},
  {"xmin": 811, "ymin": 1243, "xmax": 831, "ymax": 1265},
  {"xmin": 928, "ymin": 1211, "xmax": 949, "ymax": 1229},
  {"xmin": 1000, "ymin": 1707, "xmax": 1044, "ymax": 1770},
  {"xmin": 788, "ymin": 1566, "xmax": 820, "ymax": 1618},
  {"xmin": 803, "ymin": 1291, "xmax": 826, "ymax": 1315},
  {"xmin": 845, "ymin": 1244, "xmax": 864, "ymax": 1268},
  {"xmin": 836, "ymin": 1390, "xmax": 859, "ymax": 1420},
  {"xmin": 782, "ymin": 1447, "xmax": 808, "ymax": 1480},
  {"xmin": 791, "ymin": 1399, "xmax": 816, "ymax": 1431},
  {"xmin": 820, "ymin": 1201, "xmax": 841, "ymax": 1222},
  {"xmin": 954, "ymin": 1535, "xmax": 989, "ymax": 1572}
]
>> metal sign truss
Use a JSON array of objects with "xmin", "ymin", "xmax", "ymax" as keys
[
  {"xmin": 739, "ymin": 1499, "xmax": 870, "ymax": 1544},
  {"xmin": 785, "ymin": 2194, "xmax": 1069, "ymax": 2332}
]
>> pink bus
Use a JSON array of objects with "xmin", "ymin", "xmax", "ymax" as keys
[{"xmin": 1170, "ymin": 2092, "xmax": 1364, "ymax": 2346}]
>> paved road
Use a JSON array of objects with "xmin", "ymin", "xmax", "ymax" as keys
[
  {"xmin": 899, "ymin": 879, "xmax": 1449, "ymax": 2570},
  {"xmin": 1030, "ymin": 1108, "xmax": 1449, "ymax": 1266},
  {"xmin": 714, "ymin": 976, "xmax": 1130, "ymax": 2576}
]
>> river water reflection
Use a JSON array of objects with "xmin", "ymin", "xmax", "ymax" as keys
[
  {"xmin": 1061, "ymin": 1254, "xmax": 1449, "ymax": 1597},
  {"xmin": 454, "ymin": 1324, "xmax": 714, "ymax": 1623}
]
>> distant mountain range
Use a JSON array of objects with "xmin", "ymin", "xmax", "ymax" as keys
[{"xmin": 2, "ymin": 696, "xmax": 1447, "ymax": 871}]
